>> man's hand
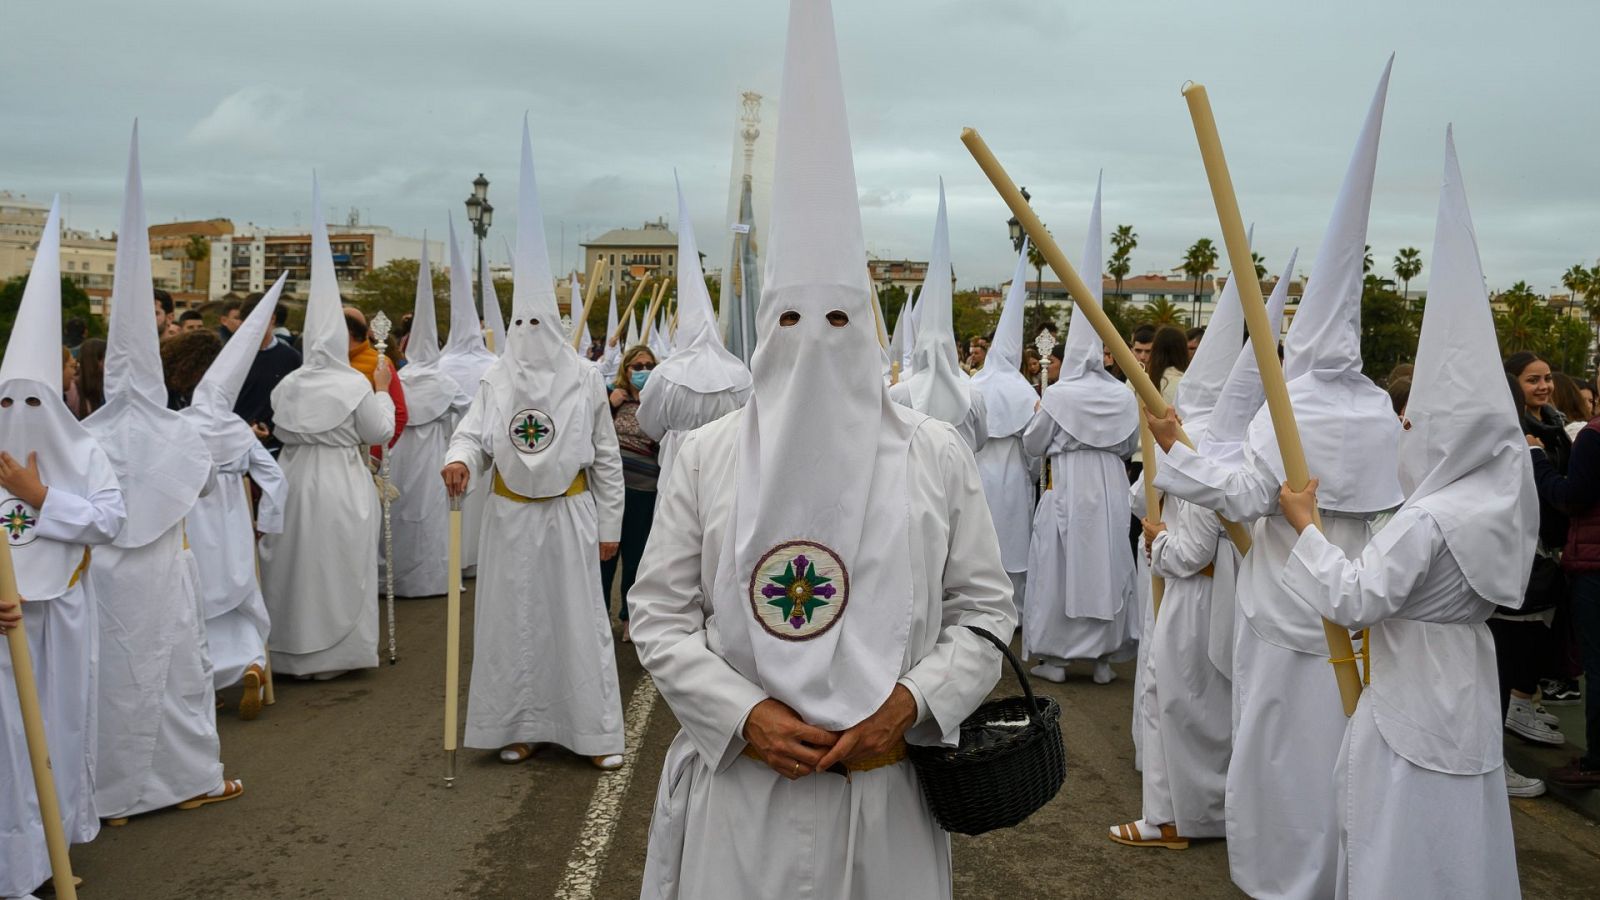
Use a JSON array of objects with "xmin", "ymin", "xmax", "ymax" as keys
[
  {"xmin": 1527, "ymin": 434, "xmax": 1544, "ymax": 449},
  {"xmin": 441, "ymin": 462, "xmax": 471, "ymax": 498},
  {"xmin": 743, "ymin": 698, "xmax": 838, "ymax": 780},
  {"xmin": 0, "ymin": 452, "xmax": 47, "ymax": 509},
  {"xmin": 1144, "ymin": 405, "xmax": 1181, "ymax": 453},
  {"xmin": 599, "ymin": 542, "xmax": 619, "ymax": 562},
  {"xmin": 374, "ymin": 355, "xmax": 393, "ymax": 392},
  {"xmin": 1279, "ymin": 478, "xmax": 1320, "ymax": 535},
  {"xmin": 251, "ymin": 421, "xmax": 271, "ymax": 441},
  {"xmin": 0, "ymin": 596, "xmax": 21, "ymax": 635},
  {"xmin": 1141, "ymin": 517, "xmax": 1166, "ymax": 545},
  {"xmin": 815, "ymin": 684, "xmax": 917, "ymax": 773}
]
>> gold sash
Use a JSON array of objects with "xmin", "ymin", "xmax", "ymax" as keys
[{"xmin": 491, "ymin": 469, "xmax": 588, "ymax": 504}]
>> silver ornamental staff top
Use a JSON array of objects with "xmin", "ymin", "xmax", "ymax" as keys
[
  {"xmin": 370, "ymin": 310, "xmax": 392, "ymax": 353},
  {"xmin": 1033, "ymin": 329, "xmax": 1056, "ymax": 390}
]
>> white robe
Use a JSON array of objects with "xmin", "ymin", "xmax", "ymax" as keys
[
  {"xmin": 87, "ymin": 522, "xmax": 224, "ymax": 818},
  {"xmin": 1021, "ymin": 409, "xmax": 1138, "ymax": 664},
  {"xmin": 1282, "ymin": 510, "xmax": 1520, "ymax": 900},
  {"xmin": 387, "ymin": 401, "xmax": 467, "ymax": 597},
  {"xmin": 189, "ymin": 444, "xmax": 284, "ymax": 689},
  {"xmin": 1155, "ymin": 441, "xmax": 1376, "ymax": 900},
  {"xmin": 630, "ymin": 411, "xmax": 1016, "ymax": 900},
  {"xmin": 259, "ymin": 393, "xmax": 395, "ymax": 676},
  {"xmin": 887, "ymin": 382, "xmax": 991, "ymax": 454},
  {"xmin": 1141, "ymin": 497, "xmax": 1235, "ymax": 837},
  {"xmin": 0, "ymin": 482, "xmax": 123, "ymax": 899},
  {"xmin": 445, "ymin": 375, "xmax": 626, "ymax": 754},
  {"xmin": 635, "ymin": 379, "xmax": 749, "ymax": 489}
]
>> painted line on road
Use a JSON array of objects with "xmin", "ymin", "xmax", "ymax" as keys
[{"xmin": 554, "ymin": 673, "xmax": 660, "ymax": 900}]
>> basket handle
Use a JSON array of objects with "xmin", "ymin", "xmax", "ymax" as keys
[{"xmin": 962, "ymin": 625, "xmax": 1042, "ymax": 726}]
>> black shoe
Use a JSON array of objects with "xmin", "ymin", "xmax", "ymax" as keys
[{"xmin": 1542, "ymin": 679, "xmax": 1583, "ymax": 706}]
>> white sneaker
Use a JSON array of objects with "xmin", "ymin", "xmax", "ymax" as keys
[
  {"xmin": 1505, "ymin": 765, "xmax": 1547, "ymax": 798},
  {"xmin": 1506, "ymin": 704, "xmax": 1566, "ymax": 745},
  {"xmin": 1093, "ymin": 660, "xmax": 1117, "ymax": 685},
  {"xmin": 1530, "ymin": 703, "xmax": 1561, "ymax": 726}
]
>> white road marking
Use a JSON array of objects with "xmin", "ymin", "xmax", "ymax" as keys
[{"xmin": 554, "ymin": 674, "xmax": 660, "ymax": 900}]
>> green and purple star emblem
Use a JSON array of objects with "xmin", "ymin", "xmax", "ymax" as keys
[
  {"xmin": 508, "ymin": 408, "xmax": 556, "ymax": 454},
  {"xmin": 748, "ymin": 540, "xmax": 849, "ymax": 641}
]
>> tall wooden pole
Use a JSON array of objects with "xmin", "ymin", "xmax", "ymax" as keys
[
  {"xmin": 443, "ymin": 492, "xmax": 463, "ymax": 787},
  {"xmin": 641, "ymin": 281, "xmax": 670, "ymax": 343},
  {"xmin": 1138, "ymin": 406, "xmax": 1167, "ymax": 620},
  {"xmin": 1182, "ymin": 83, "xmax": 1361, "ymax": 716},
  {"xmin": 0, "ymin": 541, "xmax": 79, "ymax": 899},
  {"xmin": 571, "ymin": 258, "xmax": 608, "ymax": 350},
  {"xmin": 609, "ymin": 276, "xmax": 652, "ymax": 347},
  {"xmin": 961, "ymin": 127, "xmax": 1251, "ymax": 555}
]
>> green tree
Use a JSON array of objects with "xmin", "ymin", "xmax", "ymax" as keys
[
  {"xmin": 185, "ymin": 234, "xmax": 210, "ymax": 265},
  {"xmin": 1359, "ymin": 275, "xmax": 1420, "ymax": 376},
  {"xmin": 1251, "ymin": 252, "xmax": 1268, "ymax": 281},
  {"xmin": 1109, "ymin": 224, "xmax": 1137, "ymax": 299},
  {"xmin": 0, "ymin": 274, "xmax": 103, "ymax": 353},
  {"xmin": 879, "ymin": 284, "xmax": 910, "ymax": 336},
  {"xmin": 352, "ymin": 258, "xmax": 451, "ymax": 337},
  {"xmin": 1134, "ymin": 296, "xmax": 1190, "ymax": 328},
  {"xmin": 1363, "ymin": 244, "xmax": 1374, "ymax": 275},
  {"xmin": 1181, "ymin": 238, "xmax": 1218, "ymax": 319},
  {"xmin": 1393, "ymin": 247, "xmax": 1423, "ymax": 300},
  {"xmin": 952, "ymin": 290, "xmax": 999, "ymax": 344}
]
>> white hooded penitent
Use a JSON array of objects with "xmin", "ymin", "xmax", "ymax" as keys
[
  {"xmin": 1246, "ymin": 56, "xmax": 1401, "ymax": 515},
  {"xmin": 647, "ymin": 174, "xmax": 753, "ymax": 397},
  {"xmin": 186, "ymin": 272, "xmax": 289, "ymax": 467},
  {"xmin": 1039, "ymin": 174, "xmax": 1138, "ymax": 447},
  {"xmin": 271, "ymin": 175, "xmax": 371, "ymax": 434},
  {"xmin": 483, "ymin": 240, "xmax": 507, "ymax": 356},
  {"xmin": 399, "ymin": 238, "xmax": 469, "ymax": 424},
  {"xmin": 1400, "ymin": 127, "xmax": 1536, "ymax": 608},
  {"xmin": 83, "ymin": 123, "xmax": 212, "ymax": 549},
  {"xmin": 899, "ymin": 180, "xmax": 971, "ymax": 425},
  {"xmin": 600, "ymin": 280, "xmax": 622, "ymax": 380},
  {"xmin": 972, "ymin": 238, "xmax": 1039, "ymax": 437},
  {"xmin": 439, "ymin": 216, "xmax": 497, "ymax": 395}
]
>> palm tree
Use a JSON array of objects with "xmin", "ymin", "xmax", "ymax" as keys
[
  {"xmin": 1393, "ymin": 247, "xmax": 1423, "ymax": 301},
  {"xmin": 1363, "ymin": 244, "xmax": 1374, "ymax": 275},
  {"xmin": 1251, "ymin": 252, "xmax": 1267, "ymax": 281},
  {"xmin": 1110, "ymin": 224, "xmax": 1138, "ymax": 299},
  {"xmin": 1182, "ymin": 238, "xmax": 1218, "ymax": 323},
  {"xmin": 1570, "ymin": 263, "xmax": 1600, "ymax": 348},
  {"xmin": 1107, "ymin": 253, "xmax": 1131, "ymax": 302},
  {"xmin": 1025, "ymin": 227, "xmax": 1051, "ymax": 333},
  {"xmin": 1138, "ymin": 297, "xmax": 1189, "ymax": 327}
]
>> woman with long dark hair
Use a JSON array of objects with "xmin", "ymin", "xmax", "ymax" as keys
[
  {"xmin": 75, "ymin": 337, "xmax": 106, "ymax": 418},
  {"xmin": 1147, "ymin": 324, "xmax": 1190, "ymax": 407},
  {"xmin": 601, "ymin": 344, "xmax": 660, "ymax": 641}
]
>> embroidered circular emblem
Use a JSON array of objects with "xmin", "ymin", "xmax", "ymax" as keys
[
  {"xmin": 508, "ymin": 408, "xmax": 556, "ymax": 454},
  {"xmin": 748, "ymin": 540, "xmax": 850, "ymax": 641},
  {"xmin": 1, "ymin": 498, "xmax": 39, "ymax": 548}
]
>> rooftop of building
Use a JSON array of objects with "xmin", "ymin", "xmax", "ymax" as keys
[{"xmin": 581, "ymin": 218, "xmax": 677, "ymax": 248}]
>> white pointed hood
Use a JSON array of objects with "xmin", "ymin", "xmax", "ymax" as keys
[
  {"xmin": 1039, "ymin": 174, "xmax": 1138, "ymax": 448},
  {"xmin": 600, "ymin": 281, "xmax": 622, "ymax": 380},
  {"xmin": 478, "ymin": 117, "xmax": 593, "ymax": 498},
  {"xmin": 972, "ymin": 237, "xmax": 1039, "ymax": 437},
  {"xmin": 1202, "ymin": 250, "xmax": 1296, "ymax": 465},
  {"xmin": 624, "ymin": 309, "xmax": 639, "ymax": 350},
  {"xmin": 439, "ymin": 216, "xmax": 496, "ymax": 396},
  {"xmin": 899, "ymin": 288, "xmax": 921, "ymax": 372},
  {"xmin": 483, "ymin": 239, "xmax": 507, "ymax": 355},
  {"xmin": 900, "ymin": 180, "xmax": 971, "ymax": 425},
  {"xmin": 647, "ymin": 174, "xmax": 753, "ymax": 399},
  {"xmin": 1176, "ymin": 225, "xmax": 1253, "ymax": 430},
  {"xmin": 399, "ymin": 237, "xmax": 467, "ymax": 424},
  {"xmin": 705, "ymin": 0, "xmax": 919, "ymax": 733},
  {"xmin": 0, "ymin": 196, "xmax": 120, "ymax": 595},
  {"xmin": 84, "ymin": 124, "xmax": 212, "ymax": 548},
  {"xmin": 270, "ymin": 175, "xmax": 371, "ymax": 434},
  {"xmin": 1400, "ymin": 127, "xmax": 1535, "ymax": 608},
  {"xmin": 1246, "ymin": 57, "xmax": 1401, "ymax": 514},
  {"xmin": 1284, "ymin": 56, "xmax": 1391, "ymax": 381},
  {"xmin": 184, "ymin": 272, "xmax": 288, "ymax": 465}
]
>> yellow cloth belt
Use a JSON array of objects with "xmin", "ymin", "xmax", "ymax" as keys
[
  {"xmin": 67, "ymin": 547, "xmax": 91, "ymax": 588},
  {"xmin": 741, "ymin": 741, "xmax": 907, "ymax": 773},
  {"xmin": 491, "ymin": 469, "xmax": 588, "ymax": 503}
]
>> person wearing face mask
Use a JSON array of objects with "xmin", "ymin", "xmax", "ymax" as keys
[
  {"xmin": 635, "ymin": 177, "xmax": 753, "ymax": 487},
  {"xmin": 0, "ymin": 198, "xmax": 127, "ymax": 900},
  {"xmin": 257, "ymin": 179, "xmax": 396, "ymax": 682},
  {"xmin": 628, "ymin": 4, "xmax": 1014, "ymax": 896},
  {"xmin": 600, "ymin": 345, "xmax": 660, "ymax": 642},
  {"xmin": 440, "ymin": 121, "xmax": 626, "ymax": 771}
]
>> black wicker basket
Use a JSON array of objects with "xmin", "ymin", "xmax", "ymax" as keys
[{"xmin": 907, "ymin": 626, "xmax": 1065, "ymax": 836}]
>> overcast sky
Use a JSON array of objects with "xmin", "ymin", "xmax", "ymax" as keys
[{"xmin": 5, "ymin": 0, "xmax": 1598, "ymax": 293}]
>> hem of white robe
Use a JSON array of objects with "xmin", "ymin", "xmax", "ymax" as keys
[{"xmin": 464, "ymin": 723, "xmax": 625, "ymax": 756}]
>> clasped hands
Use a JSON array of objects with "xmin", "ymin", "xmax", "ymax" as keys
[{"xmin": 742, "ymin": 684, "xmax": 917, "ymax": 781}]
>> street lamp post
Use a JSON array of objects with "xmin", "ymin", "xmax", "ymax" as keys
[
  {"xmin": 1006, "ymin": 186, "xmax": 1042, "ymax": 339},
  {"xmin": 465, "ymin": 174, "xmax": 493, "ymax": 310}
]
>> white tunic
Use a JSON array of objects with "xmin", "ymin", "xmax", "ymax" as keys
[
  {"xmin": 1022, "ymin": 409, "xmax": 1138, "ymax": 664},
  {"xmin": 445, "ymin": 374, "xmax": 626, "ymax": 754},
  {"xmin": 630, "ymin": 411, "xmax": 1016, "ymax": 900},
  {"xmin": 1141, "ymin": 497, "xmax": 1235, "ymax": 837},
  {"xmin": 259, "ymin": 393, "xmax": 395, "ymax": 676},
  {"xmin": 0, "ymin": 482, "xmax": 123, "ymax": 899},
  {"xmin": 635, "ymin": 379, "xmax": 749, "ymax": 489},
  {"xmin": 887, "ymin": 381, "xmax": 990, "ymax": 454},
  {"xmin": 974, "ymin": 433, "xmax": 1035, "ymax": 576},
  {"xmin": 87, "ymin": 522, "xmax": 224, "ymax": 818},
  {"xmin": 387, "ymin": 401, "xmax": 467, "ymax": 597},
  {"xmin": 189, "ymin": 444, "xmax": 284, "ymax": 689},
  {"xmin": 1281, "ymin": 510, "xmax": 1520, "ymax": 900},
  {"xmin": 1155, "ymin": 441, "xmax": 1375, "ymax": 900}
]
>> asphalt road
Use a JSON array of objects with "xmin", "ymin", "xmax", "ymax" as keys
[{"xmin": 69, "ymin": 583, "xmax": 1600, "ymax": 899}]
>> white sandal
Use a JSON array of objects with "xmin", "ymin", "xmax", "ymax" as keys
[{"xmin": 1109, "ymin": 818, "xmax": 1188, "ymax": 850}]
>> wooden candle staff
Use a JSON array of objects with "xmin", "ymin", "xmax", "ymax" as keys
[
  {"xmin": 960, "ymin": 127, "xmax": 1250, "ymax": 556},
  {"xmin": 1181, "ymin": 83, "xmax": 1362, "ymax": 715},
  {"xmin": 443, "ymin": 491, "xmax": 463, "ymax": 787},
  {"xmin": 608, "ymin": 277, "xmax": 653, "ymax": 347},
  {"xmin": 641, "ymin": 281, "xmax": 670, "ymax": 343},
  {"xmin": 1, "ymin": 541, "xmax": 79, "ymax": 899},
  {"xmin": 1138, "ymin": 405, "xmax": 1167, "ymax": 620},
  {"xmin": 571, "ymin": 258, "xmax": 608, "ymax": 350}
]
